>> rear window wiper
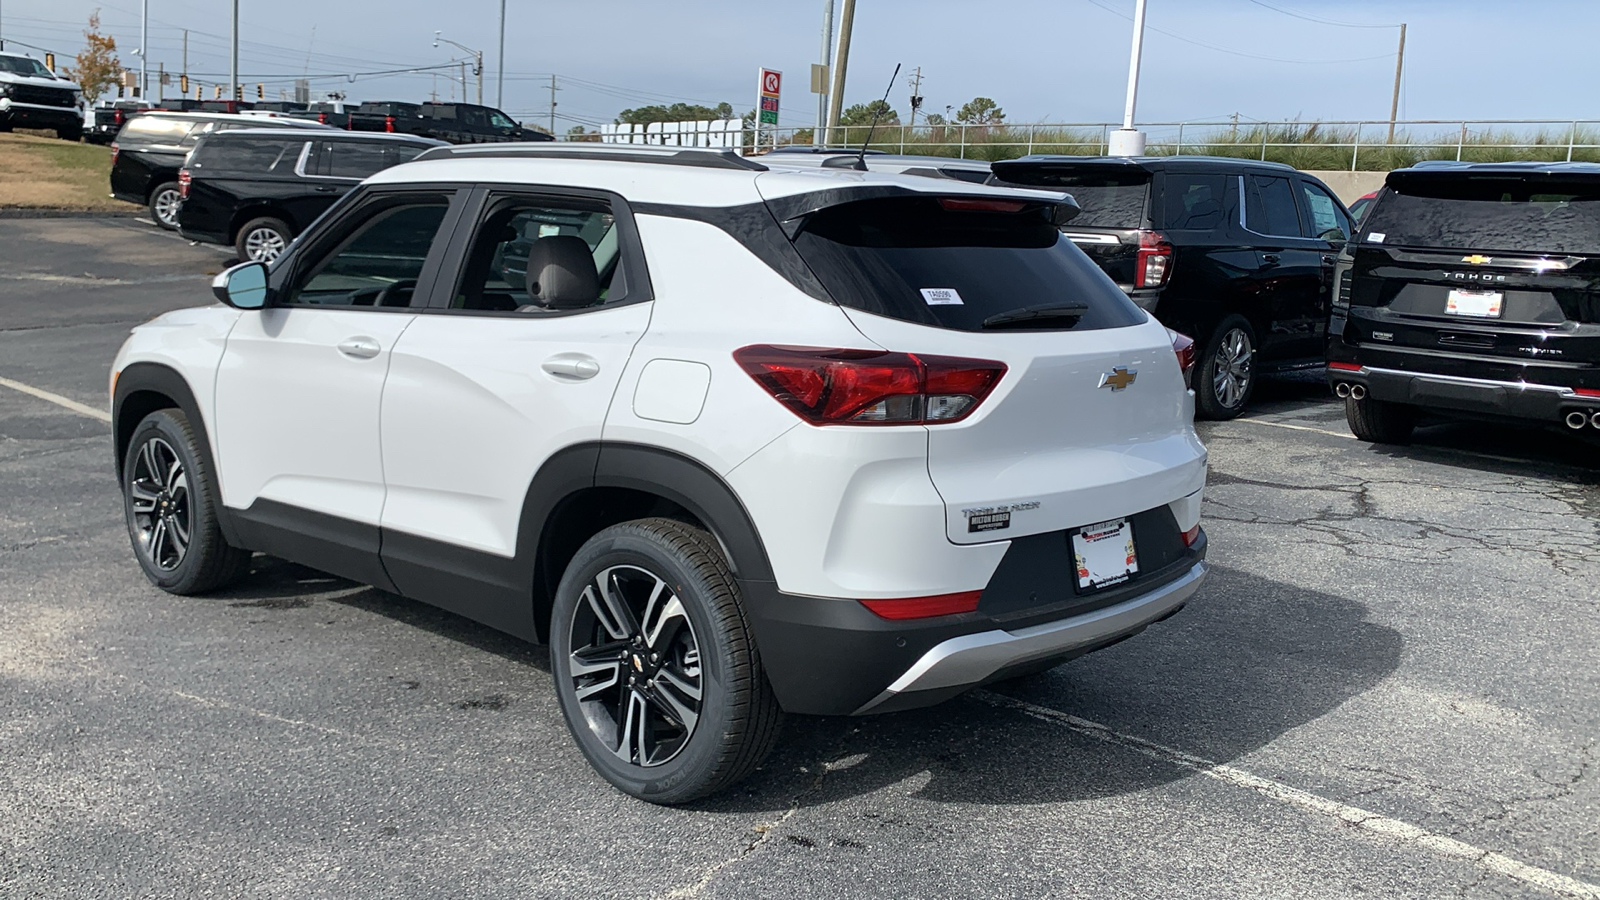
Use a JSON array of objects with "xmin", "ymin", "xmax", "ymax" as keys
[{"xmin": 981, "ymin": 303, "xmax": 1090, "ymax": 329}]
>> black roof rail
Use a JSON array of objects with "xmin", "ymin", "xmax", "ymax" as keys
[{"xmin": 410, "ymin": 143, "xmax": 768, "ymax": 172}]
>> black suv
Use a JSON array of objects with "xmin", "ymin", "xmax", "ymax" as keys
[
  {"xmin": 1327, "ymin": 162, "xmax": 1600, "ymax": 442},
  {"xmin": 347, "ymin": 100, "xmax": 554, "ymax": 144},
  {"xmin": 178, "ymin": 129, "xmax": 444, "ymax": 261},
  {"xmin": 110, "ymin": 112, "xmax": 332, "ymax": 229},
  {"xmin": 993, "ymin": 156, "xmax": 1356, "ymax": 418}
]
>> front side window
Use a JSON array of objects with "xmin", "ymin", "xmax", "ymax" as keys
[
  {"xmin": 452, "ymin": 197, "xmax": 627, "ymax": 312},
  {"xmin": 285, "ymin": 195, "xmax": 451, "ymax": 307},
  {"xmin": 489, "ymin": 110, "xmax": 517, "ymax": 130},
  {"xmin": 1161, "ymin": 174, "xmax": 1227, "ymax": 230},
  {"xmin": 1246, "ymin": 175, "xmax": 1301, "ymax": 236},
  {"xmin": 1299, "ymin": 182, "xmax": 1349, "ymax": 241},
  {"xmin": 323, "ymin": 141, "xmax": 429, "ymax": 179}
]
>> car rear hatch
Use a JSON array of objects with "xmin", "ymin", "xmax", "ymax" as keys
[
  {"xmin": 990, "ymin": 157, "xmax": 1153, "ymax": 290},
  {"xmin": 1347, "ymin": 168, "xmax": 1600, "ymax": 372},
  {"xmin": 770, "ymin": 185, "xmax": 1206, "ymax": 545}
]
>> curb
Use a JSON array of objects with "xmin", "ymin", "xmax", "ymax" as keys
[{"xmin": 0, "ymin": 208, "xmax": 143, "ymax": 219}]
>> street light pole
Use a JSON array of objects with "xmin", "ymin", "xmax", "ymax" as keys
[
  {"xmin": 434, "ymin": 33, "xmax": 483, "ymax": 105},
  {"xmin": 1387, "ymin": 22, "xmax": 1407, "ymax": 143},
  {"xmin": 230, "ymin": 0, "xmax": 240, "ymax": 101},
  {"xmin": 140, "ymin": 0, "xmax": 148, "ymax": 99},
  {"xmin": 825, "ymin": 0, "xmax": 855, "ymax": 140},
  {"xmin": 1109, "ymin": 0, "xmax": 1148, "ymax": 156},
  {"xmin": 496, "ymin": 0, "xmax": 505, "ymax": 109},
  {"xmin": 816, "ymin": 0, "xmax": 832, "ymax": 141}
]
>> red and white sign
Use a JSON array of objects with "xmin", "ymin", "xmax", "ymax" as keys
[{"xmin": 760, "ymin": 68, "xmax": 782, "ymax": 98}]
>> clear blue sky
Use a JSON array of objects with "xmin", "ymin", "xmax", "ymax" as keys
[{"xmin": 0, "ymin": 0, "xmax": 1588, "ymax": 131}]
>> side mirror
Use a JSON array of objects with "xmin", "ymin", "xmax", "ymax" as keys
[
  {"xmin": 1320, "ymin": 227, "xmax": 1348, "ymax": 249},
  {"xmin": 212, "ymin": 261, "xmax": 269, "ymax": 309}
]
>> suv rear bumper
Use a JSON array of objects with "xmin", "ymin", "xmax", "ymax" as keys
[
  {"xmin": 1325, "ymin": 360, "xmax": 1600, "ymax": 424},
  {"xmin": 741, "ymin": 532, "xmax": 1207, "ymax": 716}
]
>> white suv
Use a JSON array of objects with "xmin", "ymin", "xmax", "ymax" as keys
[{"xmin": 111, "ymin": 145, "xmax": 1208, "ymax": 803}]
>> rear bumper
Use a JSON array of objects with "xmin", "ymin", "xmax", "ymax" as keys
[{"xmin": 1326, "ymin": 361, "xmax": 1600, "ymax": 424}]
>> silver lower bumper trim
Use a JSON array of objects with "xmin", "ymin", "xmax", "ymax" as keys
[{"xmin": 853, "ymin": 561, "xmax": 1208, "ymax": 715}]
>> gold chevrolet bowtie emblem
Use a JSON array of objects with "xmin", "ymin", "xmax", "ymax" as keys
[
  {"xmin": 1462, "ymin": 254, "xmax": 1493, "ymax": 265},
  {"xmin": 1098, "ymin": 367, "xmax": 1138, "ymax": 392}
]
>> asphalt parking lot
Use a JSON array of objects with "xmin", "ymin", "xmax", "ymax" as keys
[{"xmin": 0, "ymin": 218, "xmax": 1595, "ymax": 899}]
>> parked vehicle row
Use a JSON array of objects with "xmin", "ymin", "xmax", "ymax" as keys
[{"xmin": 110, "ymin": 143, "xmax": 1208, "ymax": 804}]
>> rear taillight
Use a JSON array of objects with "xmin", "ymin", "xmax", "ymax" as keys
[
  {"xmin": 1182, "ymin": 525, "xmax": 1201, "ymax": 547},
  {"xmin": 1573, "ymin": 387, "xmax": 1600, "ymax": 398},
  {"xmin": 1134, "ymin": 229, "xmax": 1173, "ymax": 289},
  {"xmin": 113, "ymin": 109, "xmax": 125, "ymax": 125},
  {"xmin": 1328, "ymin": 361, "xmax": 1362, "ymax": 373},
  {"xmin": 317, "ymin": 112, "xmax": 327, "ymax": 124},
  {"xmin": 733, "ymin": 345, "xmax": 1006, "ymax": 426},
  {"xmin": 859, "ymin": 591, "xmax": 983, "ymax": 620},
  {"xmin": 385, "ymin": 115, "xmax": 395, "ymax": 133},
  {"xmin": 177, "ymin": 168, "xmax": 191, "ymax": 198},
  {"xmin": 109, "ymin": 142, "xmax": 119, "ymax": 165},
  {"xmin": 1167, "ymin": 328, "xmax": 1195, "ymax": 380}
]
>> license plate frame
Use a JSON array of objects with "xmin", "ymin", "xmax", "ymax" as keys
[
  {"xmin": 1071, "ymin": 518, "xmax": 1139, "ymax": 591},
  {"xmin": 1445, "ymin": 289, "xmax": 1504, "ymax": 318}
]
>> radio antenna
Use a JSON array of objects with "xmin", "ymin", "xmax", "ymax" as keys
[{"xmin": 851, "ymin": 62, "xmax": 901, "ymax": 171}]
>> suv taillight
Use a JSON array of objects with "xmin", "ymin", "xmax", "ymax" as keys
[
  {"xmin": 385, "ymin": 115, "xmax": 395, "ymax": 133},
  {"xmin": 317, "ymin": 112, "xmax": 328, "ymax": 124},
  {"xmin": 178, "ymin": 168, "xmax": 191, "ymax": 198},
  {"xmin": 113, "ymin": 109, "xmax": 125, "ymax": 125},
  {"xmin": 733, "ymin": 345, "xmax": 1007, "ymax": 426},
  {"xmin": 109, "ymin": 142, "xmax": 119, "ymax": 165},
  {"xmin": 1134, "ymin": 229, "xmax": 1173, "ymax": 289},
  {"xmin": 1167, "ymin": 328, "xmax": 1195, "ymax": 380}
]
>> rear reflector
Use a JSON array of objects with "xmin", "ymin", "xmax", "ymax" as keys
[
  {"xmin": 734, "ymin": 345, "xmax": 1006, "ymax": 426},
  {"xmin": 1167, "ymin": 329, "xmax": 1195, "ymax": 379},
  {"xmin": 1573, "ymin": 387, "xmax": 1600, "ymax": 397},
  {"xmin": 1182, "ymin": 525, "xmax": 1201, "ymax": 547},
  {"xmin": 1328, "ymin": 361, "xmax": 1362, "ymax": 372},
  {"xmin": 859, "ymin": 591, "xmax": 983, "ymax": 620}
]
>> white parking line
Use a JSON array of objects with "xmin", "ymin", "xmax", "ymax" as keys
[
  {"xmin": 0, "ymin": 376, "xmax": 112, "ymax": 423},
  {"xmin": 973, "ymin": 691, "xmax": 1600, "ymax": 900},
  {"xmin": 1236, "ymin": 418, "xmax": 1355, "ymax": 439}
]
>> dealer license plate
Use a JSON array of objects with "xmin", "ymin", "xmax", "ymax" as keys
[
  {"xmin": 1446, "ymin": 289, "xmax": 1503, "ymax": 318},
  {"xmin": 1071, "ymin": 518, "xmax": 1138, "ymax": 590}
]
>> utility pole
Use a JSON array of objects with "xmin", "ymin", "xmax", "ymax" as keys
[
  {"xmin": 825, "ymin": 0, "xmax": 855, "ymax": 140},
  {"xmin": 496, "ymin": 0, "xmax": 506, "ymax": 109},
  {"xmin": 182, "ymin": 30, "xmax": 187, "ymax": 84},
  {"xmin": 548, "ymin": 74, "xmax": 558, "ymax": 133},
  {"xmin": 907, "ymin": 66, "xmax": 923, "ymax": 127},
  {"xmin": 1110, "ymin": 0, "xmax": 1149, "ymax": 156},
  {"xmin": 230, "ymin": 0, "xmax": 240, "ymax": 101},
  {"xmin": 157, "ymin": 62, "xmax": 164, "ymax": 101},
  {"xmin": 1387, "ymin": 23, "xmax": 1407, "ymax": 143},
  {"xmin": 1230, "ymin": 111, "xmax": 1238, "ymax": 140},
  {"xmin": 816, "ymin": 0, "xmax": 832, "ymax": 141}
]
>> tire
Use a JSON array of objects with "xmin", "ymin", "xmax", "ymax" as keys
[
  {"xmin": 234, "ymin": 216, "xmax": 292, "ymax": 263},
  {"xmin": 550, "ymin": 518, "xmax": 783, "ymax": 804},
  {"xmin": 1345, "ymin": 394, "xmax": 1418, "ymax": 444},
  {"xmin": 148, "ymin": 182, "xmax": 182, "ymax": 230},
  {"xmin": 56, "ymin": 122, "xmax": 83, "ymax": 142},
  {"xmin": 1194, "ymin": 315, "xmax": 1258, "ymax": 420},
  {"xmin": 121, "ymin": 409, "xmax": 252, "ymax": 594}
]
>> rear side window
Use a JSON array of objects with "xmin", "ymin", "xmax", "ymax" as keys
[
  {"xmin": 189, "ymin": 137, "xmax": 305, "ymax": 174},
  {"xmin": 1364, "ymin": 177, "xmax": 1600, "ymax": 255},
  {"xmin": 791, "ymin": 196, "xmax": 1145, "ymax": 333},
  {"xmin": 1246, "ymin": 175, "xmax": 1301, "ymax": 236},
  {"xmin": 997, "ymin": 168, "xmax": 1150, "ymax": 228},
  {"xmin": 324, "ymin": 141, "xmax": 430, "ymax": 179},
  {"xmin": 1160, "ymin": 174, "xmax": 1227, "ymax": 229},
  {"xmin": 116, "ymin": 116, "xmax": 196, "ymax": 148}
]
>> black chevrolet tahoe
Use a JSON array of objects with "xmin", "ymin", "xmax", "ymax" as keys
[
  {"xmin": 1326, "ymin": 161, "xmax": 1600, "ymax": 442},
  {"xmin": 993, "ymin": 156, "xmax": 1356, "ymax": 418}
]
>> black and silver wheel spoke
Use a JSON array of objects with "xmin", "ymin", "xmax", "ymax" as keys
[
  {"xmin": 1213, "ymin": 328, "xmax": 1253, "ymax": 409},
  {"xmin": 568, "ymin": 564, "xmax": 703, "ymax": 768},
  {"xmin": 128, "ymin": 436, "xmax": 191, "ymax": 572}
]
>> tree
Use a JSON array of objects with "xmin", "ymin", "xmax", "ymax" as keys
[
  {"xmin": 839, "ymin": 100, "xmax": 899, "ymax": 127},
  {"xmin": 62, "ymin": 11, "xmax": 121, "ymax": 105},
  {"xmin": 566, "ymin": 125, "xmax": 600, "ymax": 143},
  {"xmin": 615, "ymin": 101, "xmax": 735, "ymax": 125},
  {"xmin": 955, "ymin": 97, "xmax": 1004, "ymax": 126},
  {"xmin": 923, "ymin": 112, "xmax": 946, "ymax": 126}
]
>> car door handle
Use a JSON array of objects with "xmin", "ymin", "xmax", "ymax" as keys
[
  {"xmin": 1321, "ymin": 254, "xmax": 1338, "ymax": 265},
  {"xmin": 1261, "ymin": 253, "xmax": 1281, "ymax": 265},
  {"xmin": 314, "ymin": 185, "xmax": 339, "ymax": 193},
  {"xmin": 541, "ymin": 354, "xmax": 601, "ymax": 381},
  {"xmin": 337, "ymin": 337, "xmax": 382, "ymax": 359}
]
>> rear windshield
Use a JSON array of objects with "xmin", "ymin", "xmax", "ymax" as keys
[
  {"xmin": 1365, "ymin": 177, "xmax": 1600, "ymax": 255},
  {"xmin": 791, "ymin": 196, "xmax": 1145, "ymax": 333},
  {"xmin": 324, "ymin": 140, "xmax": 431, "ymax": 178},
  {"xmin": 190, "ymin": 136, "xmax": 307, "ymax": 174},
  {"xmin": 116, "ymin": 116, "xmax": 198, "ymax": 148},
  {"xmin": 995, "ymin": 169, "xmax": 1149, "ymax": 228}
]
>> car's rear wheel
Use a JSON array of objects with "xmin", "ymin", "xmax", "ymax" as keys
[
  {"xmin": 550, "ymin": 518, "xmax": 782, "ymax": 804},
  {"xmin": 121, "ymin": 409, "xmax": 252, "ymax": 594},
  {"xmin": 1346, "ymin": 394, "xmax": 1418, "ymax": 444},
  {"xmin": 1195, "ymin": 315, "xmax": 1257, "ymax": 420},
  {"xmin": 148, "ymin": 182, "xmax": 182, "ymax": 230},
  {"xmin": 235, "ymin": 217, "xmax": 292, "ymax": 263}
]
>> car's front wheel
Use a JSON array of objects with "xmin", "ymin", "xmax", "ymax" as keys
[
  {"xmin": 121, "ymin": 409, "xmax": 252, "ymax": 594},
  {"xmin": 235, "ymin": 217, "xmax": 292, "ymax": 263},
  {"xmin": 1195, "ymin": 315, "xmax": 1257, "ymax": 420},
  {"xmin": 550, "ymin": 518, "xmax": 782, "ymax": 804},
  {"xmin": 148, "ymin": 182, "xmax": 182, "ymax": 230}
]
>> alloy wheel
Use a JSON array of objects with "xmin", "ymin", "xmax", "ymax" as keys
[
  {"xmin": 128, "ymin": 436, "xmax": 191, "ymax": 571},
  {"xmin": 153, "ymin": 189, "xmax": 182, "ymax": 228},
  {"xmin": 1211, "ymin": 327, "xmax": 1254, "ymax": 411},
  {"xmin": 243, "ymin": 227, "xmax": 287, "ymax": 262},
  {"xmin": 567, "ymin": 564, "xmax": 703, "ymax": 768}
]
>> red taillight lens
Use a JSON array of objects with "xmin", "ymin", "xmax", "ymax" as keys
[
  {"xmin": 1573, "ymin": 387, "xmax": 1600, "ymax": 397},
  {"xmin": 114, "ymin": 109, "xmax": 125, "ymax": 125},
  {"xmin": 1182, "ymin": 525, "xmax": 1201, "ymax": 547},
  {"xmin": 1134, "ymin": 229, "xmax": 1173, "ymax": 289},
  {"xmin": 859, "ymin": 591, "xmax": 983, "ymax": 620},
  {"xmin": 109, "ymin": 142, "xmax": 120, "ymax": 165},
  {"xmin": 1328, "ymin": 361, "xmax": 1362, "ymax": 372},
  {"xmin": 1167, "ymin": 328, "xmax": 1195, "ymax": 379},
  {"xmin": 733, "ymin": 345, "xmax": 1006, "ymax": 426},
  {"xmin": 385, "ymin": 115, "xmax": 395, "ymax": 133},
  {"xmin": 938, "ymin": 197, "xmax": 1027, "ymax": 213},
  {"xmin": 177, "ymin": 168, "xmax": 191, "ymax": 198},
  {"xmin": 317, "ymin": 112, "xmax": 327, "ymax": 124}
]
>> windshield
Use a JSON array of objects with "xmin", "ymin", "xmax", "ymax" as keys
[
  {"xmin": 1365, "ymin": 177, "xmax": 1600, "ymax": 256},
  {"xmin": 791, "ymin": 196, "xmax": 1145, "ymax": 333},
  {"xmin": 0, "ymin": 56, "xmax": 55, "ymax": 78}
]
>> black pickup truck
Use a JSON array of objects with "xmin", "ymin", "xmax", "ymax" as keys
[{"xmin": 345, "ymin": 100, "xmax": 551, "ymax": 144}]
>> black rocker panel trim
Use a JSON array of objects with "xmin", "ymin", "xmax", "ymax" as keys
[
  {"xmin": 112, "ymin": 362, "xmax": 244, "ymax": 548},
  {"xmin": 227, "ymin": 499, "xmax": 397, "ymax": 593}
]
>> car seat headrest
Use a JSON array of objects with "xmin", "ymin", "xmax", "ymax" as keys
[{"xmin": 525, "ymin": 235, "xmax": 599, "ymax": 310}]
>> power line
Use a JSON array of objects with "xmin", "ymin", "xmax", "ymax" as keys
[
  {"xmin": 1080, "ymin": 0, "xmax": 1394, "ymax": 65},
  {"xmin": 1242, "ymin": 0, "xmax": 1399, "ymax": 29}
]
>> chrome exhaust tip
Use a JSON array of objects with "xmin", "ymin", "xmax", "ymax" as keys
[
  {"xmin": 1334, "ymin": 383, "xmax": 1351, "ymax": 398},
  {"xmin": 1349, "ymin": 384, "xmax": 1367, "ymax": 401},
  {"xmin": 1590, "ymin": 412, "xmax": 1600, "ymax": 429},
  {"xmin": 1565, "ymin": 411, "xmax": 1589, "ymax": 430}
]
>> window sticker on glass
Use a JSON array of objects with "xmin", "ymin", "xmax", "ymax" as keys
[
  {"xmin": 920, "ymin": 287, "xmax": 964, "ymax": 306},
  {"xmin": 538, "ymin": 224, "xmax": 562, "ymax": 238},
  {"xmin": 1367, "ymin": 232, "xmax": 1386, "ymax": 243}
]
